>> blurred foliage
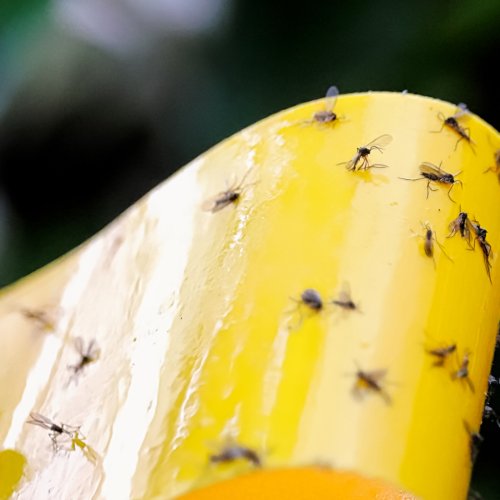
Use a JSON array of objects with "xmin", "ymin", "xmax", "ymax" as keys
[
  {"xmin": 0, "ymin": 0, "xmax": 46, "ymax": 26},
  {"xmin": 0, "ymin": 2, "xmax": 499, "ymax": 493}
]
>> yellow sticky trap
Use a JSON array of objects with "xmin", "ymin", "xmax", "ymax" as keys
[{"xmin": 0, "ymin": 92, "xmax": 498, "ymax": 500}]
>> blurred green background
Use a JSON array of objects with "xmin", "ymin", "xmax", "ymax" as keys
[{"xmin": 0, "ymin": 1, "xmax": 499, "ymax": 497}]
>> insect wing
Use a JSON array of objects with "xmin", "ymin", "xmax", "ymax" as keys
[
  {"xmin": 454, "ymin": 102, "xmax": 469, "ymax": 118},
  {"xmin": 324, "ymin": 85, "xmax": 339, "ymax": 112},
  {"xmin": 448, "ymin": 217, "xmax": 460, "ymax": 235},
  {"xmin": 419, "ymin": 162, "xmax": 444, "ymax": 177},
  {"xmin": 27, "ymin": 412, "xmax": 55, "ymax": 431},
  {"xmin": 365, "ymin": 134, "xmax": 393, "ymax": 150},
  {"xmin": 337, "ymin": 288, "xmax": 351, "ymax": 304},
  {"xmin": 201, "ymin": 193, "xmax": 230, "ymax": 213},
  {"xmin": 363, "ymin": 369, "xmax": 387, "ymax": 382},
  {"xmin": 343, "ymin": 152, "xmax": 361, "ymax": 171},
  {"xmin": 481, "ymin": 242, "xmax": 493, "ymax": 282},
  {"xmin": 334, "ymin": 283, "xmax": 355, "ymax": 307},
  {"xmin": 74, "ymin": 337, "xmax": 85, "ymax": 355},
  {"xmin": 87, "ymin": 339, "xmax": 100, "ymax": 359},
  {"xmin": 465, "ymin": 218, "xmax": 479, "ymax": 239},
  {"xmin": 80, "ymin": 339, "xmax": 100, "ymax": 360}
]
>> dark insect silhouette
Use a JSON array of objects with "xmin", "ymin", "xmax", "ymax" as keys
[
  {"xmin": 352, "ymin": 365, "xmax": 391, "ymax": 404},
  {"xmin": 452, "ymin": 351, "xmax": 475, "ymax": 392},
  {"xmin": 210, "ymin": 444, "xmax": 261, "ymax": 467},
  {"xmin": 433, "ymin": 103, "xmax": 475, "ymax": 152},
  {"xmin": 311, "ymin": 86, "xmax": 340, "ymax": 124},
  {"xmin": 425, "ymin": 343, "xmax": 456, "ymax": 367},
  {"xmin": 202, "ymin": 169, "xmax": 255, "ymax": 213},
  {"xmin": 26, "ymin": 412, "xmax": 80, "ymax": 449},
  {"xmin": 338, "ymin": 134, "xmax": 392, "ymax": 171},
  {"xmin": 399, "ymin": 162, "xmax": 462, "ymax": 202},
  {"xmin": 467, "ymin": 219, "xmax": 493, "ymax": 283},
  {"xmin": 69, "ymin": 337, "xmax": 100, "ymax": 375}
]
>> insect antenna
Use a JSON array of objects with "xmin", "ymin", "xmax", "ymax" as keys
[{"xmin": 430, "ymin": 112, "xmax": 446, "ymax": 133}]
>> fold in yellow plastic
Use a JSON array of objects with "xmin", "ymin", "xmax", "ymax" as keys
[{"xmin": 0, "ymin": 92, "xmax": 498, "ymax": 500}]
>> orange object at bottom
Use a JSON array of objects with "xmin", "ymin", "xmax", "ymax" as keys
[{"xmin": 177, "ymin": 467, "xmax": 418, "ymax": 500}]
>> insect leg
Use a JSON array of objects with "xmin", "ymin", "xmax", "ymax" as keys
[
  {"xmin": 426, "ymin": 180, "xmax": 431, "ymax": 199},
  {"xmin": 49, "ymin": 432, "xmax": 60, "ymax": 451},
  {"xmin": 454, "ymin": 136, "xmax": 464, "ymax": 152},
  {"xmin": 368, "ymin": 163, "xmax": 389, "ymax": 169},
  {"xmin": 434, "ymin": 236, "xmax": 453, "ymax": 262},
  {"xmin": 360, "ymin": 157, "xmax": 370, "ymax": 170},
  {"xmin": 446, "ymin": 226, "xmax": 457, "ymax": 239},
  {"xmin": 447, "ymin": 184, "xmax": 457, "ymax": 203},
  {"xmin": 286, "ymin": 300, "xmax": 305, "ymax": 331},
  {"xmin": 430, "ymin": 115, "xmax": 445, "ymax": 134},
  {"xmin": 483, "ymin": 253, "xmax": 493, "ymax": 284}
]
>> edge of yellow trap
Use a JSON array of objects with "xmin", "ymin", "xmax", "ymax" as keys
[{"xmin": 0, "ymin": 91, "xmax": 498, "ymax": 500}]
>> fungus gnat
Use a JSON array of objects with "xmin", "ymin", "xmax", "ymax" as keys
[
  {"xmin": 413, "ymin": 222, "xmax": 451, "ymax": 266},
  {"xmin": 19, "ymin": 308, "xmax": 54, "ymax": 331},
  {"xmin": 425, "ymin": 343, "xmax": 457, "ymax": 367},
  {"xmin": 202, "ymin": 169, "xmax": 254, "ymax": 213},
  {"xmin": 295, "ymin": 288, "xmax": 324, "ymax": 311},
  {"xmin": 331, "ymin": 284, "xmax": 359, "ymax": 311},
  {"xmin": 464, "ymin": 421, "xmax": 483, "ymax": 465},
  {"xmin": 448, "ymin": 209, "xmax": 472, "ymax": 246},
  {"xmin": 352, "ymin": 364, "xmax": 391, "ymax": 404},
  {"xmin": 452, "ymin": 351, "xmax": 475, "ymax": 392},
  {"xmin": 468, "ymin": 219, "xmax": 488, "ymax": 243},
  {"xmin": 311, "ymin": 86, "xmax": 339, "ymax": 124},
  {"xmin": 26, "ymin": 412, "xmax": 96, "ymax": 461},
  {"xmin": 338, "ymin": 134, "xmax": 392, "ymax": 171},
  {"xmin": 422, "ymin": 223, "xmax": 438, "ymax": 259},
  {"xmin": 209, "ymin": 444, "xmax": 261, "ymax": 467},
  {"xmin": 483, "ymin": 150, "xmax": 500, "ymax": 180},
  {"xmin": 26, "ymin": 412, "xmax": 80, "ymax": 449},
  {"xmin": 467, "ymin": 219, "xmax": 493, "ymax": 283},
  {"xmin": 69, "ymin": 337, "xmax": 100, "ymax": 375},
  {"xmin": 433, "ymin": 103, "xmax": 475, "ymax": 152},
  {"xmin": 287, "ymin": 288, "xmax": 325, "ymax": 330},
  {"xmin": 399, "ymin": 162, "xmax": 462, "ymax": 203}
]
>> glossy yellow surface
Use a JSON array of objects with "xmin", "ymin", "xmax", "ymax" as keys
[
  {"xmin": 0, "ymin": 92, "xmax": 498, "ymax": 499},
  {"xmin": 0, "ymin": 450, "xmax": 26, "ymax": 499}
]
